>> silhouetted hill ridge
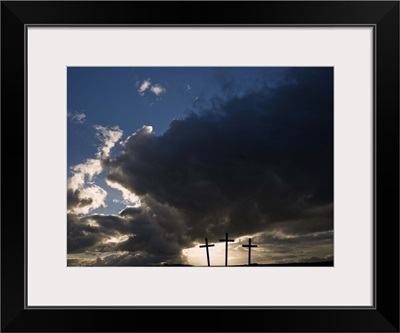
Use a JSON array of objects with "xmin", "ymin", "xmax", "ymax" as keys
[{"xmin": 159, "ymin": 260, "xmax": 333, "ymax": 267}]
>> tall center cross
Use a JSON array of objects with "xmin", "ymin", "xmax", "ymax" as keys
[
  {"xmin": 242, "ymin": 238, "xmax": 257, "ymax": 265},
  {"xmin": 199, "ymin": 238, "xmax": 215, "ymax": 266},
  {"xmin": 219, "ymin": 233, "xmax": 234, "ymax": 266}
]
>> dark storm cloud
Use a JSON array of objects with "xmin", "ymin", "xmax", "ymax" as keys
[
  {"xmin": 68, "ymin": 67, "xmax": 333, "ymax": 265},
  {"xmin": 67, "ymin": 213, "xmax": 115, "ymax": 254},
  {"xmin": 67, "ymin": 188, "xmax": 93, "ymax": 212},
  {"xmin": 254, "ymin": 229, "xmax": 333, "ymax": 246},
  {"xmin": 92, "ymin": 251, "xmax": 186, "ymax": 266},
  {"xmin": 106, "ymin": 68, "xmax": 333, "ymax": 239},
  {"xmin": 67, "ymin": 196, "xmax": 191, "ymax": 264}
]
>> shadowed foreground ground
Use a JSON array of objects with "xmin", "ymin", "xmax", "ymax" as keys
[{"xmin": 160, "ymin": 260, "xmax": 334, "ymax": 267}]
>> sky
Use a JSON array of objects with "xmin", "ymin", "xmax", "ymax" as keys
[{"xmin": 67, "ymin": 67, "xmax": 333, "ymax": 266}]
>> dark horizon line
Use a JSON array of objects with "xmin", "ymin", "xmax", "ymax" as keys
[{"xmin": 67, "ymin": 260, "xmax": 334, "ymax": 267}]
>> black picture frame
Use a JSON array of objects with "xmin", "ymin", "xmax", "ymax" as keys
[{"xmin": 1, "ymin": 1, "xmax": 399, "ymax": 332}]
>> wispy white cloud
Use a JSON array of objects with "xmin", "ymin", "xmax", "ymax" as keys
[
  {"xmin": 67, "ymin": 125, "xmax": 123, "ymax": 215},
  {"xmin": 150, "ymin": 84, "xmax": 166, "ymax": 96},
  {"xmin": 68, "ymin": 159, "xmax": 102, "ymax": 191},
  {"xmin": 94, "ymin": 125, "xmax": 123, "ymax": 159},
  {"xmin": 137, "ymin": 79, "xmax": 167, "ymax": 97},
  {"xmin": 138, "ymin": 79, "xmax": 151, "ymax": 95},
  {"xmin": 106, "ymin": 179, "xmax": 140, "ymax": 205},
  {"xmin": 67, "ymin": 158, "xmax": 106, "ymax": 215},
  {"xmin": 68, "ymin": 111, "xmax": 86, "ymax": 124},
  {"xmin": 68, "ymin": 185, "xmax": 108, "ymax": 215}
]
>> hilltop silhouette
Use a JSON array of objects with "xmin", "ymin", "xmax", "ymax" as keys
[{"xmin": 157, "ymin": 260, "xmax": 333, "ymax": 267}]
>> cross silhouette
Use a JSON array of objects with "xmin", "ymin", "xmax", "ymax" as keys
[
  {"xmin": 242, "ymin": 238, "xmax": 257, "ymax": 265},
  {"xmin": 199, "ymin": 238, "xmax": 215, "ymax": 266},
  {"xmin": 219, "ymin": 233, "xmax": 234, "ymax": 266}
]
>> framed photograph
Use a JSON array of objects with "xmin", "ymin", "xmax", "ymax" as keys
[{"xmin": 2, "ymin": 1, "xmax": 399, "ymax": 332}]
